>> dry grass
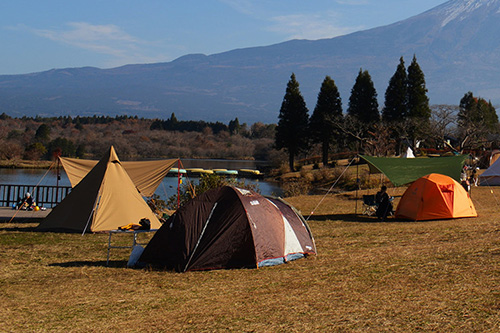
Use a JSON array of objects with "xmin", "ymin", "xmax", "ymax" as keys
[{"xmin": 1, "ymin": 186, "xmax": 500, "ymax": 332}]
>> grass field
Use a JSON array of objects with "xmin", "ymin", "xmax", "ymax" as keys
[{"xmin": 1, "ymin": 186, "xmax": 499, "ymax": 332}]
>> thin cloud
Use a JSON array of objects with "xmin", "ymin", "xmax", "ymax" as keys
[
  {"xmin": 268, "ymin": 13, "xmax": 364, "ymax": 40},
  {"xmin": 33, "ymin": 22, "xmax": 139, "ymax": 56},
  {"xmin": 336, "ymin": 0, "xmax": 370, "ymax": 5},
  {"xmin": 10, "ymin": 22, "xmax": 168, "ymax": 67},
  {"xmin": 218, "ymin": 0, "xmax": 256, "ymax": 15}
]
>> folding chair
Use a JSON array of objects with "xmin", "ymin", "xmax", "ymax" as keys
[{"xmin": 362, "ymin": 194, "xmax": 378, "ymax": 216}]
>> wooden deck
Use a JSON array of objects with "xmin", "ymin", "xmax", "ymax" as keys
[{"xmin": 0, "ymin": 207, "xmax": 51, "ymax": 222}]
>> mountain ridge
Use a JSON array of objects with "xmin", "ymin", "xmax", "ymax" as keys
[{"xmin": 1, "ymin": 0, "xmax": 499, "ymax": 123}]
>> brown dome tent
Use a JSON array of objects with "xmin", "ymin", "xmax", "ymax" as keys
[{"xmin": 139, "ymin": 186, "xmax": 316, "ymax": 271}]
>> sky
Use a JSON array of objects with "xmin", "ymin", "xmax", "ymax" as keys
[{"xmin": 1, "ymin": 0, "xmax": 447, "ymax": 75}]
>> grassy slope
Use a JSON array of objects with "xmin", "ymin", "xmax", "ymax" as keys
[{"xmin": 1, "ymin": 186, "xmax": 499, "ymax": 332}]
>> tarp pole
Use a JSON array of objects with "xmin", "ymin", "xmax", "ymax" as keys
[
  {"xmin": 355, "ymin": 160, "xmax": 359, "ymax": 215},
  {"xmin": 177, "ymin": 159, "xmax": 181, "ymax": 209},
  {"xmin": 183, "ymin": 202, "xmax": 218, "ymax": 272},
  {"xmin": 56, "ymin": 157, "xmax": 60, "ymax": 203}
]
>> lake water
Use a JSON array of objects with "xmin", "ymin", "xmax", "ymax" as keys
[{"xmin": 0, "ymin": 164, "xmax": 283, "ymax": 202}]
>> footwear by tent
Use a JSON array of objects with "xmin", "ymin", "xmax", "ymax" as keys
[{"xmin": 139, "ymin": 186, "xmax": 316, "ymax": 271}]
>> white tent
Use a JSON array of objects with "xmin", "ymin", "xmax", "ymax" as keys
[
  {"xmin": 401, "ymin": 147, "xmax": 415, "ymax": 158},
  {"xmin": 479, "ymin": 158, "xmax": 500, "ymax": 185}
]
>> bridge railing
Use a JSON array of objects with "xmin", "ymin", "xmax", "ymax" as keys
[{"xmin": 0, "ymin": 184, "xmax": 72, "ymax": 208}]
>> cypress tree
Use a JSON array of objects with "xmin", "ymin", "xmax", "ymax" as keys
[
  {"xmin": 347, "ymin": 69, "xmax": 379, "ymax": 124},
  {"xmin": 407, "ymin": 55, "xmax": 431, "ymax": 145},
  {"xmin": 383, "ymin": 57, "xmax": 408, "ymax": 123},
  {"xmin": 275, "ymin": 73, "xmax": 310, "ymax": 171},
  {"xmin": 310, "ymin": 76, "xmax": 343, "ymax": 166},
  {"xmin": 407, "ymin": 55, "xmax": 431, "ymax": 120}
]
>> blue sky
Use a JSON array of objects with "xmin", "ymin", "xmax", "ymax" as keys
[{"xmin": 1, "ymin": 0, "xmax": 446, "ymax": 75}]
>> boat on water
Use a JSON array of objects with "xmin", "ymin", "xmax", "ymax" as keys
[
  {"xmin": 213, "ymin": 169, "xmax": 238, "ymax": 175},
  {"xmin": 168, "ymin": 168, "xmax": 187, "ymax": 175},
  {"xmin": 185, "ymin": 168, "xmax": 214, "ymax": 175},
  {"xmin": 239, "ymin": 169, "xmax": 261, "ymax": 176},
  {"xmin": 168, "ymin": 167, "xmax": 262, "ymax": 178}
]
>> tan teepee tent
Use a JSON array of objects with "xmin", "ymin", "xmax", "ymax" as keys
[{"xmin": 37, "ymin": 146, "xmax": 163, "ymax": 233}]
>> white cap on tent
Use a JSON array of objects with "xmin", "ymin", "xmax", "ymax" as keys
[{"xmin": 401, "ymin": 147, "xmax": 415, "ymax": 158}]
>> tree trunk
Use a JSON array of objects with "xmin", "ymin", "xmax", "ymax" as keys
[
  {"xmin": 289, "ymin": 152, "xmax": 295, "ymax": 172},
  {"xmin": 322, "ymin": 140, "xmax": 329, "ymax": 167}
]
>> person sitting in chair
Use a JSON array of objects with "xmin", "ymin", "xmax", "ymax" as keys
[{"xmin": 375, "ymin": 186, "xmax": 393, "ymax": 221}]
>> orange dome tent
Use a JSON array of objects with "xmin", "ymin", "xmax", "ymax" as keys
[{"xmin": 395, "ymin": 173, "xmax": 477, "ymax": 221}]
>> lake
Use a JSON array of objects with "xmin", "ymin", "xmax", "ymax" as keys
[{"xmin": 0, "ymin": 163, "xmax": 283, "ymax": 204}]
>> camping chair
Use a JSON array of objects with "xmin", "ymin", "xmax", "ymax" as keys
[{"xmin": 362, "ymin": 195, "xmax": 378, "ymax": 216}]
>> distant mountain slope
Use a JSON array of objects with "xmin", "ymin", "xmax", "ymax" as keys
[{"xmin": 1, "ymin": 0, "xmax": 500, "ymax": 123}]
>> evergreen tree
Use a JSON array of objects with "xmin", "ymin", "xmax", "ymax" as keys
[
  {"xmin": 275, "ymin": 73, "xmax": 310, "ymax": 172},
  {"xmin": 228, "ymin": 117, "xmax": 241, "ymax": 135},
  {"xmin": 310, "ymin": 76, "xmax": 343, "ymax": 166},
  {"xmin": 347, "ymin": 69, "xmax": 379, "ymax": 124},
  {"xmin": 35, "ymin": 124, "xmax": 51, "ymax": 142},
  {"xmin": 407, "ymin": 55, "xmax": 431, "ymax": 145},
  {"xmin": 480, "ymin": 99, "xmax": 499, "ymax": 132},
  {"xmin": 383, "ymin": 57, "xmax": 408, "ymax": 123},
  {"xmin": 407, "ymin": 55, "xmax": 431, "ymax": 120},
  {"xmin": 458, "ymin": 92, "xmax": 500, "ymax": 149}
]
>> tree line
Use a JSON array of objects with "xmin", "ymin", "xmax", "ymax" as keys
[
  {"xmin": 150, "ymin": 113, "xmax": 243, "ymax": 135},
  {"xmin": 0, "ymin": 114, "xmax": 280, "ymax": 163},
  {"xmin": 276, "ymin": 55, "xmax": 500, "ymax": 171}
]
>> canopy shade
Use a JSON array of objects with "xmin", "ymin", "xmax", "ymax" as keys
[{"xmin": 359, "ymin": 155, "xmax": 468, "ymax": 186}]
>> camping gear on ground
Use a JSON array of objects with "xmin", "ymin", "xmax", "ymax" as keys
[
  {"xmin": 36, "ymin": 146, "xmax": 162, "ymax": 233},
  {"xmin": 139, "ymin": 186, "xmax": 316, "ymax": 272},
  {"xmin": 395, "ymin": 173, "xmax": 477, "ymax": 221},
  {"xmin": 127, "ymin": 245, "xmax": 145, "ymax": 267},
  {"xmin": 362, "ymin": 194, "xmax": 377, "ymax": 215}
]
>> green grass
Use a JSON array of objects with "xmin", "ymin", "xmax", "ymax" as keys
[{"xmin": 1, "ymin": 186, "xmax": 500, "ymax": 331}]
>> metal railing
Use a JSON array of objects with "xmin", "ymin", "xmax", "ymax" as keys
[{"xmin": 0, "ymin": 184, "xmax": 72, "ymax": 208}]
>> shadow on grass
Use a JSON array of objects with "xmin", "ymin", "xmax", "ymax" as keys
[
  {"xmin": 0, "ymin": 226, "xmax": 38, "ymax": 232},
  {"xmin": 311, "ymin": 213, "xmax": 406, "ymax": 223},
  {"xmin": 49, "ymin": 260, "xmax": 128, "ymax": 268}
]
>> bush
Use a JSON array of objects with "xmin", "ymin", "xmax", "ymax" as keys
[
  {"xmin": 166, "ymin": 174, "xmax": 259, "ymax": 210},
  {"xmin": 281, "ymin": 179, "xmax": 311, "ymax": 197}
]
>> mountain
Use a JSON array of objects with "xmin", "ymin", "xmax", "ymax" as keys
[{"xmin": 1, "ymin": 0, "xmax": 500, "ymax": 124}]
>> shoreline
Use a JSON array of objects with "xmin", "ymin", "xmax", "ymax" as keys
[{"xmin": 0, "ymin": 160, "xmax": 54, "ymax": 169}]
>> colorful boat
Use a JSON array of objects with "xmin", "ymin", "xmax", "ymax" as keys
[
  {"xmin": 239, "ymin": 169, "xmax": 261, "ymax": 176},
  {"xmin": 168, "ymin": 168, "xmax": 187, "ymax": 175},
  {"xmin": 186, "ymin": 168, "xmax": 213, "ymax": 175},
  {"xmin": 213, "ymin": 169, "xmax": 238, "ymax": 175}
]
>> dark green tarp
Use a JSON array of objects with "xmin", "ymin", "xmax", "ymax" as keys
[{"xmin": 359, "ymin": 155, "xmax": 468, "ymax": 186}]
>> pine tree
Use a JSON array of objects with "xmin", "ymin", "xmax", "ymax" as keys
[
  {"xmin": 407, "ymin": 55, "xmax": 431, "ymax": 145},
  {"xmin": 407, "ymin": 55, "xmax": 431, "ymax": 120},
  {"xmin": 310, "ymin": 76, "xmax": 343, "ymax": 166},
  {"xmin": 275, "ymin": 73, "xmax": 310, "ymax": 172},
  {"xmin": 228, "ymin": 117, "xmax": 241, "ymax": 135},
  {"xmin": 347, "ymin": 69, "xmax": 379, "ymax": 124},
  {"xmin": 383, "ymin": 57, "xmax": 408, "ymax": 123}
]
